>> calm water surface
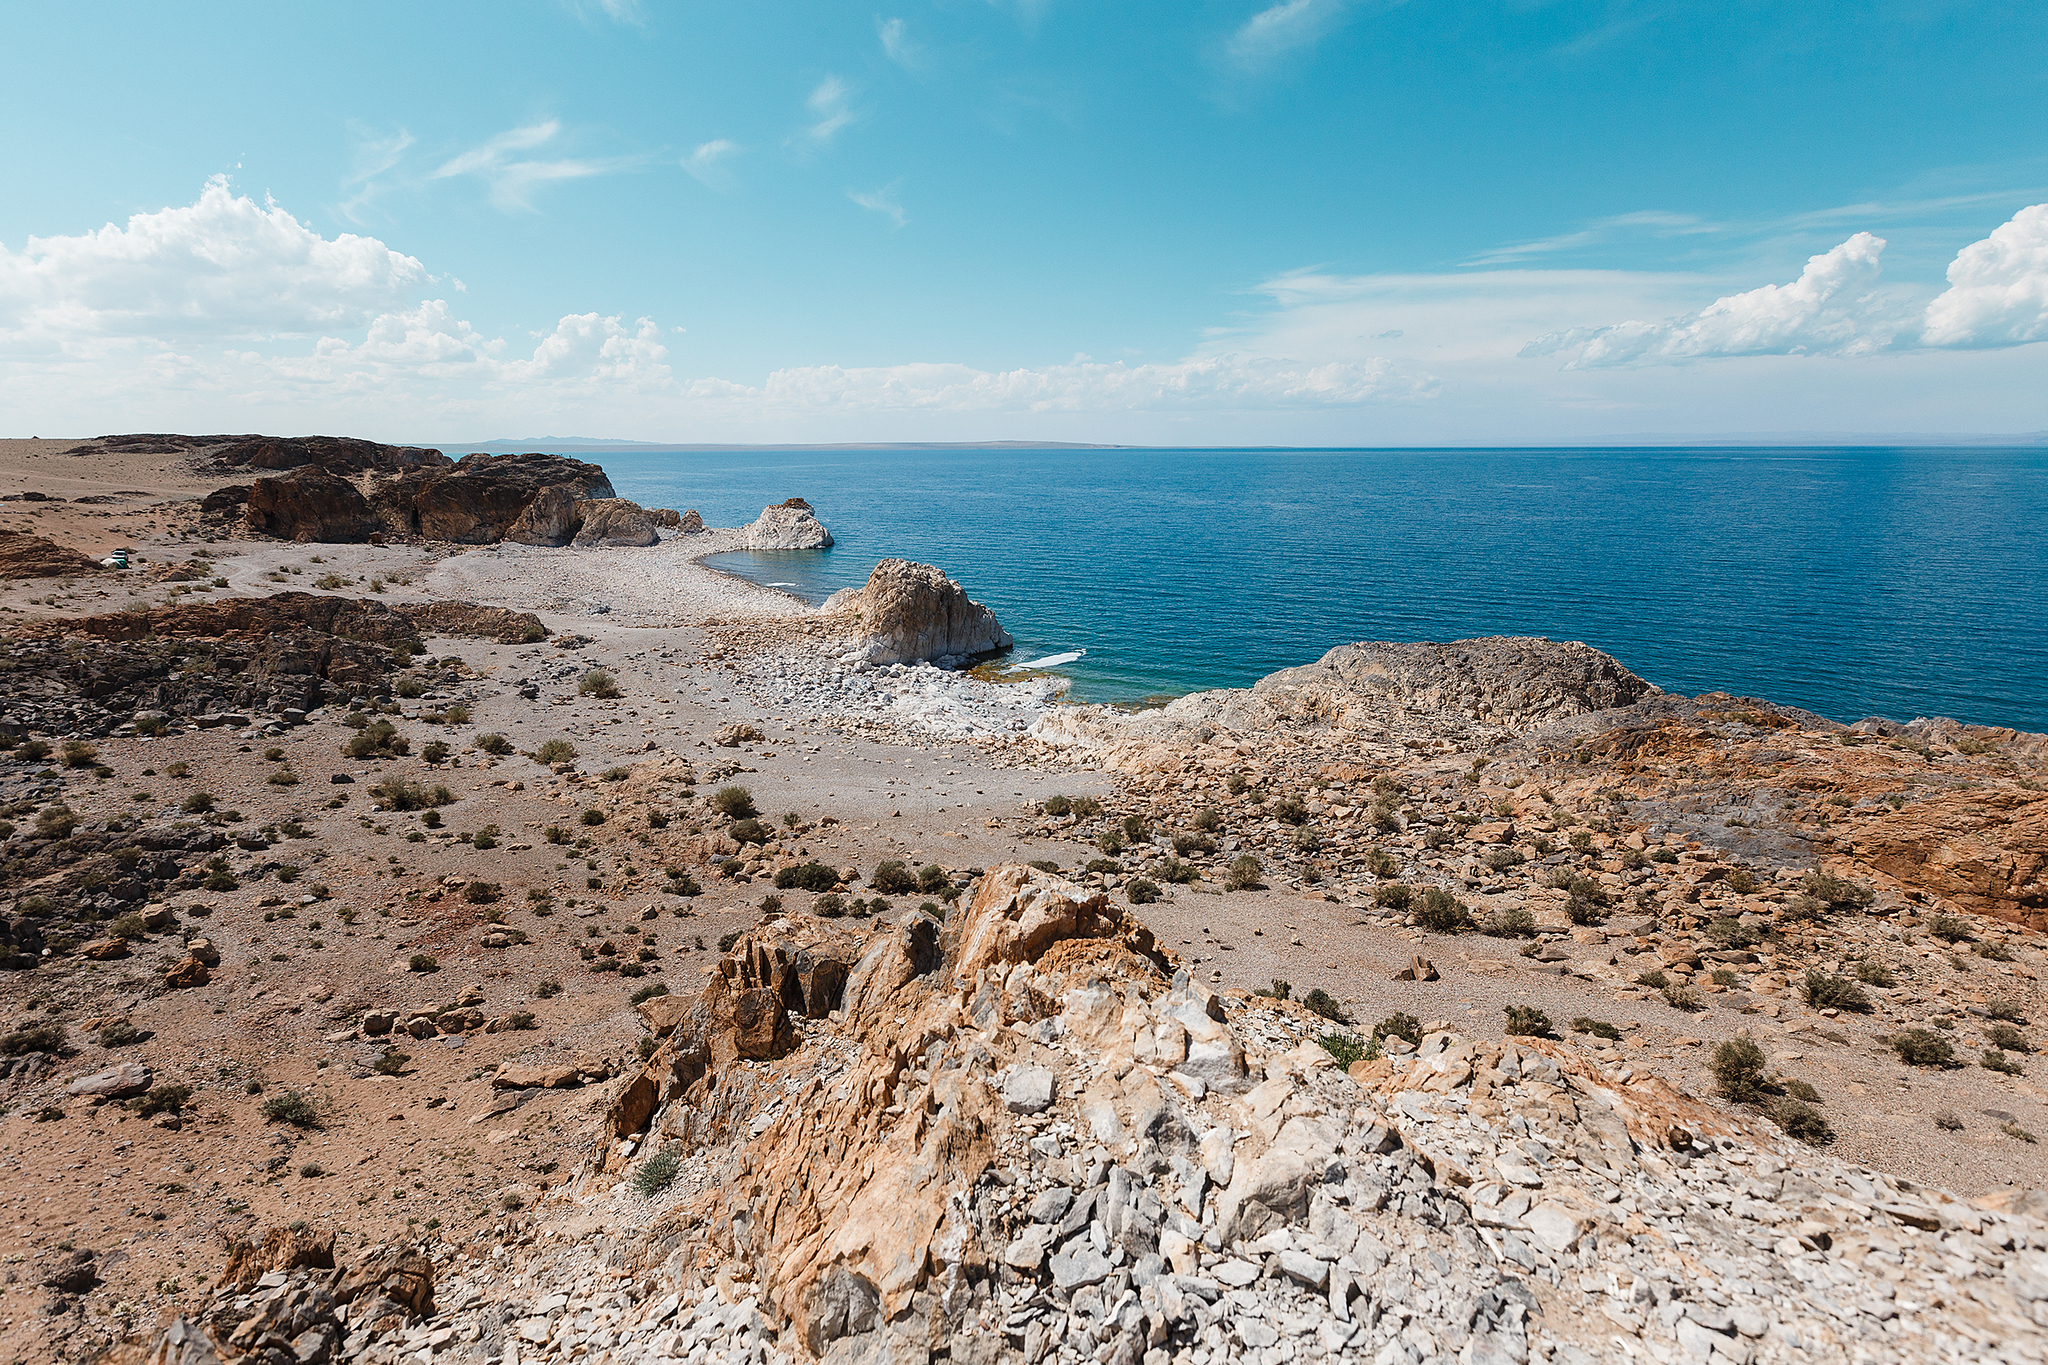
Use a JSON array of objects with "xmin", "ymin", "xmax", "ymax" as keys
[{"xmin": 590, "ymin": 446, "xmax": 2048, "ymax": 730}]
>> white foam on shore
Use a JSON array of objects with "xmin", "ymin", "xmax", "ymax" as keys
[{"xmin": 1017, "ymin": 649, "xmax": 1085, "ymax": 668}]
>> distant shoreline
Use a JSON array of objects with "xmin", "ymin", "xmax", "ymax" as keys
[{"xmin": 424, "ymin": 434, "xmax": 2048, "ymax": 453}]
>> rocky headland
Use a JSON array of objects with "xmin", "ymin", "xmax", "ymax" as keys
[{"xmin": 0, "ymin": 434, "xmax": 2043, "ymax": 1365}]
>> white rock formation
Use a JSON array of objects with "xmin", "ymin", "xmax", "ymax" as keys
[
  {"xmin": 742, "ymin": 498, "xmax": 832, "ymax": 549},
  {"xmin": 823, "ymin": 557, "xmax": 1012, "ymax": 667}
]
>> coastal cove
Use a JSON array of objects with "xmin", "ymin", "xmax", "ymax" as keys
[{"xmin": 605, "ymin": 444, "xmax": 2048, "ymax": 730}]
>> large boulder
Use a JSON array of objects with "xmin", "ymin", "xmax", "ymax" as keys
[
  {"xmin": 244, "ymin": 466, "xmax": 379, "ymax": 542},
  {"xmin": 677, "ymin": 509, "xmax": 706, "ymax": 534},
  {"xmin": 571, "ymin": 498, "xmax": 661, "ymax": 548},
  {"xmin": 1255, "ymin": 637, "xmax": 1656, "ymax": 732},
  {"xmin": 824, "ymin": 558, "xmax": 1012, "ymax": 666},
  {"xmin": 743, "ymin": 497, "xmax": 833, "ymax": 549}
]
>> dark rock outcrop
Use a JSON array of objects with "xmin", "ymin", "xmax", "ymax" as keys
[
  {"xmin": 243, "ymin": 466, "xmax": 379, "ymax": 542},
  {"xmin": 67, "ymin": 432, "xmax": 451, "ymax": 477},
  {"xmin": 0, "ymin": 531, "xmax": 101, "ymax": 580},
  {"xmin": 390, "ymin": 452, "xmax": 615, "ymax": 544}
]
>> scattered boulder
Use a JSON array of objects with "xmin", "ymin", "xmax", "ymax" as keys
[
  {"xmin": 66, "ymin": 1062, "xmax": 152, "ymax": 1097},
  {"xmin": 823, "ymin": 558, "xmax": 1013, "ymax": 666},
  {"xmin": 714, "ymin": 723, "xmax": 765, "ymax": 747},
  {"xmin": 677, "ymin": 509, "xmax": 706, "ymax": 534},
  {"xmin": 400, "ymin": 601, "xmax": 550, "ymax": 643},
  {"xmin": 164, "ymin": 955, "xmax": 210, "ymax": 988},
  {"xmin": 742, "ymin": 497, "xmax": 832, "ymax": 549},
  {"xmin": 649, "ymin": 507, "xmax": 683, "ymax": 529},
  {"xmin": 221, "ymin": 1226, "xmax": 335, "ymax": 1291}
]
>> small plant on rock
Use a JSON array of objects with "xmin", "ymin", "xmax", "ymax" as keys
[
  {"xmin": 1504, "ymin": 1006, "xmax": 1553, "ymax": 1038},
  {"xmin": 1571, "ymin": 1017, "xmax": 1621, "ymax": 1041},
  {"xmin": 1302, "ymin": 988, "xmax": 1349, "ymax": 1023},
  {"xmin": 1772, "ymin": 1098, "xmax": 1835, "ymax": 1146},
  {"xmin": 532, "ymin": 739, "xmax": 578, "ymax": 765},
  {"xmin": 1316, "ymin": 1033, "xmax": 1371, "ymax": 1066},
  {"xmin": 1415, "ymin": 887, "xmax": 1474, "ymax": 934},
  {"xmin": 1802, "ymin": 971, "xmax": 1871, "ymax": 1012},
  {"xmin": 632, "ymin": 1147, "xmax": 682, "ymax": 1197},
  {"xmin": 1126, "ymin": 878, "xmax": 1161, "ymax": 905},
  {"xmin": 1223, "ymin": 854, "xmax": 1262, "ymax": 892},
  {"xmin": 1373, "ymin": 1012, "xmax": 1422, "ymax": 1047}
]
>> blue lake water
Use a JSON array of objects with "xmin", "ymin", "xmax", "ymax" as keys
[{"xmin": 590, "ymin": 446, "xmax": 2048, "ymax": 731}]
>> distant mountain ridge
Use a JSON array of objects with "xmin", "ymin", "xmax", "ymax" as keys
[
  {"xmin": 427, "ymin": 433, "xmax": 2048, "ymax": 452},
  {"xmin": 430, "ymin": 437, "xmax": 1129, "ymax": 452}
]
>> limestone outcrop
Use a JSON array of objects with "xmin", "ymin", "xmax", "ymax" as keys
[
  {"xmin": 823, "ymin": 558, "xmax": 1013, "ymax": 666},
  {"xmin": 228, "ymin": 447, "xmax": 619, "ymax": 545},
  {"xmin": 743, "ymin": 497, "xmax": 833, "ymax": 549}
]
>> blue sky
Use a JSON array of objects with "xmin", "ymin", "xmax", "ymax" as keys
[{"xmin": 2, "ymin": 0, "xmax": 2045, "ymax": 443}]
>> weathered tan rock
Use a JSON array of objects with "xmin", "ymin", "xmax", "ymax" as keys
[
  {"xmin": 504, "ymin": 485, "xmax": 582, "ymax": 545},
  {"xmin": 742, "ymin": 497, "xmax": 832, "ymax": 549},
  {"xmin": 571, "ymin": 498, "xmax": 661, "ymax": 548},
  {"xmin": 1846, "ymin": 788, "xmax": 2048, "ymax": 932},
  {"xmin": 221, "ymin": 1226, "xmax": 335, "ymax": 1291},
  {"xmin": 66, "ymin": 1062, "xmax": 152, "ymax": 1097},
  {"xmin": 80, "ymin": 937, "xmax": 131, "ymax": 960},
  {"xmin": 649, "ymin": 507, "xmax": 683, "ymax": 530},
  {"xmin": 492, "ymin": 1064, "xmax": 582, "ymax": 1089},
  {"xmin": 164, "ymin": 955, "xmax": 210, "ymax": 988},
  {"xmin": 0, "ymin": 531, "xmax": 101, "ymax": 580},
  {"xmin": 677, "ymin": 509, "xmax": 706, "ymax": 534},
  {"xmin": 823, "ymin": 558, "xmax": 1013, "ymax": 666},
  {"xmin": 244, "ymin": 466, "xmax": 380, "ymax": 542}
]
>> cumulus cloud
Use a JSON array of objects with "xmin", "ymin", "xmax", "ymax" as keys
[
  {"xmin": 1227, "ymin": 0, "xmax": 1361, "ymax": 68},
  {"xmin": 1921, "ymin": 203, "xmax": 2048, "ymax": 348},
  {"xmin": 0, "ymin": 174, "xmax": 428, "ymax": 343},
  {"xmin": 1522, "ymin": 233, "xmax": 1900, "ymax": 367},
  {"xmin": 798, "ymin": 77, "xmax": 859, "ymax": 148}
]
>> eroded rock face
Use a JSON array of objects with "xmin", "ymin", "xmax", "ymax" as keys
[
  {"xmin": 824, "ymin": 558, "xmax": 1013, "ymax": 666},
  {"xmin": 570, "ymin": 498, "xmax": 661, "ymax": 548},
  {"xmin": 1255, "ymin": 637, "xmax": 1656, "ymax": 733},
  {"xmin": 742, "ymin": 497, "xmax": 833, "ymax": 549},
  {"xmin": 677, "ymin": 509, "xmax": 706, "ymax": 534},
  {"xmin": 0, "ymin": 531, "xmax": 101, "ymax": 580},
  {"xmin": 504, "ymin": 484, "xmax": 582, "ymax": 545},
  {"xmin": 404, "ymin": 453, "xmax": 616, "ymax": 544},
  {"xmin": 244, "ymin": 466, "xmax": 379, "ymax": 542}
]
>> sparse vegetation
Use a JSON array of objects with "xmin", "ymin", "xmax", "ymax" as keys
[
  {"xmin": 1571, "ymin": 1016, "xmax": 1621, "ymax": 1040},
  {"xmin": 369, "ymin": 777, "xmax": 453, "ymax": 812},
  {"xmin": 476, "ymin": 732, "xmax": 513, "ymax": 755},
  {"xmin": 632, "ymin": 1147, "xmax": 682, "ymax": 1197},
  {"xmin": 1802, "ymin": 971, "xmax": 1871, "ymax": 1012},
  {"xmin": 1711, "ymin": 1037, "xmax": 1768, "ymax": 1102},
  {"xmin": 1415, "ymin": 887, "xmax": 1474, "ymax": 934},
  {"xmin": 1484, "ymin": 906, "xmax": 1538, "ymax": 938},
  {"xmin": 344, "ymin": 720, "xmax": 410, "ymax": 759},
  {"xmin": 533, "ymin": 739, "xmax": 578, "ymax": 765},
  {"xmin": 260, "ymin": 1091, "xmax": 319, "ymax": 1129},
  {"xmin": 1126, "ymin": 878, "xmax": 1161, "ymax": 905},
  {"xmin": 871, "ymin": 860, "xmax": 917, "ymax": 895},
  {"xmin": 1373, "ymin": 1012, "xmax": 1423, "ymax": 1047},
  {"xmin": 1223, "ymin": 854, "xmax": 1262, "ymax": 892},
  {"xmin": 408, "ymin": 953, "xmax": 439, "ymax": 973},
  {"xmin": 1315, "ymin": 1033, "xmax": 1371, "ymax": 1066},
  {"xmin": 1986, "ymin": 1023, "xmax": 2032, "ymax": 1054},
  {"xmin": 1928, "ymin": 912, "xmax": 1972, "ymax": 943},
  {"xmin": 1301, "ymin": 988, "xmax": 1348, "ymax": 1022},
  {"xmin": 1892, "ymin": 1029, "xmax": 1958, "ymax": 1068},
  {"xmin": 774, "ymin": 861, "xmax": 840, "ymax": 892},
  {"xmin": 1504, "ymin": 1006, "xmax": 1553, "ymax": 1038},
  {"xmin": 1772, "ymin": 1098, "xmax": 1835, "ymax": 1146},
  {"xmin": 713, "ymin": 786, "xmax": 758, "ymax": 819}
]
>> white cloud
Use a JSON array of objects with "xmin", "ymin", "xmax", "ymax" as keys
[
  {"xmin": 1521, "ymin": 202, "xmax": 2048, "ymax": 365},
  {"xmin": 682, "ymin": 139, "xmax": 739, "ymax": 190},
  {"xmin": 1921, "ymin": 203, "xmax": 2048, "ymax": 348},
  {"xmin": 1522, "ymin": 233, "xmax": 1900, "ymax": 366},
  {"xmin": 1227, "ymin": 0, "xmax": 1360, "ymax": 68},
  {"xmin": 684, "ymin": 353, "xmax": 1427, "ymax": 415},
  {"xmin": 432, "ymin": 121, "xmax": 625, "ymax": 210},
  {"xmin": 798, "ymin": 77, "xmax": 859, "ymax": 147},
  {"xmin": 878, "ymin": 17, "xmax": 917, "ymax": 67},
  {"xmin": 0, "ymin": 174, "xmax": 428, "ymax": 344},
  {"xmin": 849, "ymin": 183, "xmax": 908, "ymax": 228}
]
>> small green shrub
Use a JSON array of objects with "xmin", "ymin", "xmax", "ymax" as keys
[
  {"xmin": 533, "ymin": 739, "xmax": 578, "ymax": 765},
  {"xmin": 408, "ymin": 953, "xmax": 439, "ymax": 973},
  {"xmin": 1802, "ymin": 970, "xmax": 1871, "ymax": 1012},
  {"xmin": 1928, "ymin": 912, "xmax": 1972, "ymax": 943},
  {"xmin": 1415, "ymin": 887, "xmax": 1473, "ymax": 934},
  {"xmin": 814, "ymin": 894, "xmax": 846, "ymax": 918},
  {"xmin": 870, "ymin": 861, "xmax": 918, "ymax": 895},
  {"xmin": 1484, "ymin": 906, "xmax": 1538, "ymax": 939},
  {"xmin": 1986, "ymin": 1023, "xmax": 2033, "ymax": 1054},
  {"xmin": 1892, "ymin": 1029, "xmax": 1958, "ymax": 1068},
  {"xmin": 1483, "ymin": 847, "xmax": 1524, "ymax": 873},
  {"xmin": 1987, "ymin": 996, "xmax": 2028, "ymax": 1023},
  {"xmin": 372, "ymin": 1051, "xmax": 410, "ymax": 1076},
  {"xmin": 534, "ymin": 979, "xmax": 562, "ymax": 999},
  {"xmin": 1983, "ymin": 1049, "xmax": 2026, "ymax": 1076},
  {"xmin": 1223, "ymin": 854, "xmax": 1262, "ymax": 892},
  {"xmin": 369, "ymin": 777, "xmax": 452, "ymax": 812},
  {"xmin": 1773, "ymin": 1098, "xmax": 1835, "ymax": 1145},
  {"xmin": 1191, "ymin": 808, "xmax": 1222, "ymax": 832},
  {"xmin": 578, "ymin": 669, "xmax": 621, "ymax": 699},
  {"xmin": 713, "ymin": 785, "xmax": 758, "ymax": 819},
  {"xmin": 632, "ymin": 1147, "xmax": 682, "ymax": 1197},
  {"xmin": 1635, "ymin": 968, "xmax": 1669, "ymax": 989},
  {"xmin": 344, "ymin": 720, "xmax": 410, "ymax": 759},
  {"xmin": 1041, "ymin": 795, "xmax": 1071, "ymax": 816},
  {"xmin": 775, "ymin": 861, "xmax": 839, "ymax": 892},
  {"xmin": 1976, "ymin": 939, "xmax": 2017, "ymax": 962},
  {"xmin": 60, "ymin": 740, "xmax": 99, "ymax": 769},
  {"xmin": 1271, "ymin": 795, "xmax": 1309, "ymax": 825},
  {"xmin": 133, "ymin": 1084, "xmax": 191, "ymax": 1117},
  {"xmin": 1855, "ymin": 959, "xmax": 1896, "ymax": 986},
  {"xmin": 476, "ymin": 733, "xmax": 513, "ymax": 756},
  {"xmin": 1315, "ymin": 1033, "xmax": 1370, "ymax": 1067},
  {"xmin": 1301, "ymin": 988, "xmax": 1348, "ymax": 1023},
  {"xmin": 1711, "ymin": 1037, "xmax": 1768, "ymax": 1102},
  {"xmin": 729, "ymin": 818, "xmax": 769, "ymax": 843},
  {"xmin": 260, "ymin": 1091, "xmax": 320, "ymax": 1128},
  {"xmin": 98, "ymin": 1019, "xmax": 146, "ymax": 1048},
  {"xmin": 1155, "ymin": 856, "xmax": 1198, "ymax": 884},
  {"xmin": 1126, "ymin": 878, "xmax": 1161, "ymax": 905},
  {"xmin": 1374, "ymin": 884, "xmax": 1412, "ymax": 911},
  {"xmin": 1504, "ymin": 1006, "xmax": 1553, "ymax": 1038},
  {"xmin": 1662, "ymin": 983, "xmax": 1703, "ymax": 1012},
  {"xmin": 1800, "ymin": 870, "xmax": 1875, "ymax": 915},
  {"xmin": 580, "ymin": 807, "xmax": 607, "ymax": 827},
  {"xmin": 1373, "ymin": 1012, "xmax": 1422, "ymax": 1047},
  {"xmin": 0, "ymin": 1024, "xmax": 65, "ymax": 1056},
  {"xmin": 1571, "ymin": 1016, "xmax": 1620, "ymax": 1040},
  {"xmin": 464, "ymin": 881, "xmax": 500, "ymax": 905}
]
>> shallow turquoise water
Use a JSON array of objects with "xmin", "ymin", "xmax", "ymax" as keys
[{"xmin": 592, "ymin": 446, "xmax": 2048, "ymax": 730}]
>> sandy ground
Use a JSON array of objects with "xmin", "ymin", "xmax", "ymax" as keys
[{"xmin": 0, "ymin": 447, "xmax": 2044, "ymax": 1358}]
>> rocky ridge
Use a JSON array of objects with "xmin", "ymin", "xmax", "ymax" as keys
[{"xmin": 138, "ymin": 866, "xmax": 2048, "ymax": 1365}]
